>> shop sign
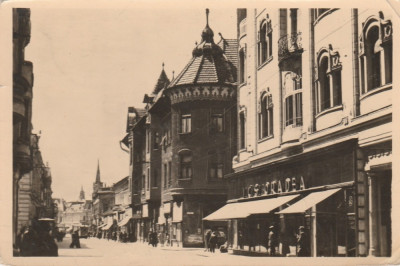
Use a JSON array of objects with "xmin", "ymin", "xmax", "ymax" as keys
[{"xmin": 244, "ymin": 176, "xmax": 306, "ymax": 198}]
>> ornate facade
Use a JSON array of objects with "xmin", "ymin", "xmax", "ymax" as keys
[{"xmin": 204, "ymin": 8, "xmax": 392, "ymax": 257}]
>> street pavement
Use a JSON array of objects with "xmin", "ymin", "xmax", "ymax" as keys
[{"xmin": 56, "ymin": 234, "xmax": 274, "ymax": 265}]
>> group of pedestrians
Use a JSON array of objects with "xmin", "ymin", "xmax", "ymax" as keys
[
  {"xmin": 267, "ymin": 225, "xmax": 310, "ymax": 257},
  {"xmin": 204, "ymin": 229, "xmax": 220, "ymax": 253},
  {"xmin": 15, "ymin": 219, "xmax": 58, "ymax": 256}
]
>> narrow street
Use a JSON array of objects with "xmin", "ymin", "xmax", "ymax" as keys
[{"xmin": 57, "ymin": 234, "xmax": 267, "ymax": 265}]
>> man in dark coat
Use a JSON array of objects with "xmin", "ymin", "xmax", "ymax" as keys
[
  {"xmin": 297, "ymin": 226, "xmax": 310, "ymax": 257},
  {"xmin": 209, "ymin": 231, "xmax": 218, "ymax": 253},
  {"xmin": 70, "ymin": 230, "xmax": 81, "ymax": 248}
]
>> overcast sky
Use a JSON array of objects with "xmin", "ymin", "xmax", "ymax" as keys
[{"xmin": 21, "ymin": 3, "xmax": 236, "ymax": 201}]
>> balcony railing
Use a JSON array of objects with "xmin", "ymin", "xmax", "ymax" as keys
[{"xmin": 278, "ymin": 32, "xmax": 303, "ymax": 61}]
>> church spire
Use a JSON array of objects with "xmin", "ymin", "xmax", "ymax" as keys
[
  {"xmin": 96, "ymin": 159, "xmax": 101, "ymax": 183},
  {"xmin": 79, "ymin": 186, "xmax": 85, "ymax": 200}
]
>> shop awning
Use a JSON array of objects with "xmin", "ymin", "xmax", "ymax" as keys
[
  {"xmin": 277, "ymin": 188, "xmax": 341, "ymax": 214},
  {"xmin": 203, "ymin": 194, "xmax": 299, "ymax": 221},
  {"xmin": 203, "ymin": 202, "xmax": 246, "ymax": 221},
  {"xmin": 118, "ymin": 216, "xmax": 131, "ymax": 227}
]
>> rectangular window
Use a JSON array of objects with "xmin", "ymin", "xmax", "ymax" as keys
[
  {"xmin": 146, "ymin": 168, "xmax": 150, "ymax": 191},
  {"xmin": 146, "ymin": 129, "xmax": 151, "ymax": 153},
  {"xmin": 168, "ymin": 162, "xmax": 172, "ymax": 187},
  {"xmin": 153, "ymin": 131, "xmax": 159, "ymax": 150},
  {"xmin": 163, "ymin": 164, "xmax": 167, "ymax": 188},
  {"xmin": 180, "ymin": 114, "xmax": 192, "ymax": 133},
  {"xmin": 210, "ymin": 110, "xmax": 223, "ymax": 133},
  {"xmin": 141, "ymin": 175, "xmax": 145, "ymax": 191},
  {"xmin": 295, "ymin": 93, "xmax": 303, "ymax": 125},
  {"xmin": 180, "ymin": 153, "xmax": 192, "ymax": 179},
  {"xmin": 239, "ymin": 112, "xmax": 246, "ymax": 149},
  {"xmin": 153, "ymin": 169, "xmax": 158, "ymax": 188},
  {"xmin": 208, "ymin": 152, "xmax": 224, "ymax": 179},
  {"xmin": 332, "ymin": 71, "xmax": 342, "ymax": 107},
  {"xmin": 285, "ymin": 96, "xmax": 293, "ymax": 126}
]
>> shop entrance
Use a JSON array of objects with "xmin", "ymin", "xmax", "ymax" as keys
[{"xmin": 374, "ymin": 170, "xmax": 391, "ymax": 256}]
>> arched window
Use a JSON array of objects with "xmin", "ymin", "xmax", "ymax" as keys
[
  {"xmin": 258, "ymin": 92, "xmax": 273, "ymax": 139},
  {"xmin": 359, "ymin": 13, "xmax": 392, "ymax": 94},
  {"xmin": 239, "ymin": 47, "xmax": 246, "ymax": 84},
  {"xmin": 179, "ymin": 150, "xmax": 192, "ymax": 179},
  {"xmin": 283, "ymin": 71, "xmax": 303, "ymax": 127},
  {"xmin": 315, "ymin": 45, "xmax": 342, "ymax": 113},
  {"xmin": 258, "ymin": 17, "xmax": 273, "ymax": 66}
]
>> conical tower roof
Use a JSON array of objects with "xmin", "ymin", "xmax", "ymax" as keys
[
  {"xmin": 168, "ymin": 9, "xmax": 236, "ymax": 88},
  {"xmin": 152, "ymin": 63, "xmax": 170, "ymax": 95}
]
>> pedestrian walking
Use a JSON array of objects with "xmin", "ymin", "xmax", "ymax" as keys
[
  {"xmin": 297, "ymin": 226, "xmax": 310, "ymax": 257},
  {"xmin": 268, "ymin": 225, "xmax": 278, "ymax": 256},
  {"xmin": 204, "ymin": 229, "xmax": 211, "ymax": 252},
  {"xmin": 70, "ymin": 230, "xmax": 81, "ymax": 248},
  {"xmin": 209, "ymin": 231, "xmax": 217, "ymax": 253}
]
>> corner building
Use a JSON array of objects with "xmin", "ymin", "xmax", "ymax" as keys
[
  {"xmin": 123, "ymin": 11, "xmax": 238, "ymax": 247},
  {"xmin": 205, "ymin": 8, "xmax": 393, "ymax": 257},
  {"xmin": 161, "ymin": 21, "xmax": 238, "ymax": 246}
]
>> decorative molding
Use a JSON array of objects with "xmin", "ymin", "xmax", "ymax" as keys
[
  {"xmin": 166, "ymin": 85, "xmax": 235, "ymax": 104},
  {"xmin": 359, "ymin": 12, "xmax": 392, "ymax": 56}
]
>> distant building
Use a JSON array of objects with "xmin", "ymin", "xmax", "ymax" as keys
[
  {"xmin": 92, "ymin": 161, "xmax": 115, "ymax": 231},
  {"xmin": 59, "ymin": 188, "xmax": 93, "ymax": 232}
]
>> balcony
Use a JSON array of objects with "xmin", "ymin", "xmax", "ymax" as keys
[{"xmin": 278, "ymin": 32, "xmax": 303, "ymax": 61}]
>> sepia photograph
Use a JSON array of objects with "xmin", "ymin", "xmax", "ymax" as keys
[{"xmin": 1, "ymin": 0, "xmax": 399, "ymax": 265}]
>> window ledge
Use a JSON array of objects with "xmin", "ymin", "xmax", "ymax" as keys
[
  {"xmin": 208, "ymin": 178, "xmax": 226, "ymax": 182},
  {"xmin": 360, "ymin": 83, "xmax": 392, "ymax": 101},
  {"xmin": 258, "ymin": 135, "xmax": 274, "ymax": 144},
  {"xmin": 315, "ymin": 105, "xmax": 343, "ymax": 119},
  {"xmin": 257, "ymin": 56, "xmax": 273, "ymax": 70},
  {"xmin": 284, "ymin": 123, "xmax": 302, "ymax": 129},
  {"xmin": 178, "ymin": 132, "xmax": 192, "ymax": 136},
  {"xmin": 178, "ymin": 178, "xmax": 192, "ymax": 181}
]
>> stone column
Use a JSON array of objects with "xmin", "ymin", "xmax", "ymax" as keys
[
  {"xmin": 367, "ymin": 172, "xmax": 378, "ymax": 256},
  {"xmin": 311, "ymin": 205, "xmax": 317, "ymax": 257}
]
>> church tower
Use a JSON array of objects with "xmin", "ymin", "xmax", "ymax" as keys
[
  {"xmin": 79, "ymin": 186, "xmax": 85, "ymax": 201},
  {"xmin": 92, "ymin": 160, "xmax": 103, "ymax": 199}
]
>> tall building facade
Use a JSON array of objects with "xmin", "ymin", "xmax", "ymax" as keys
[
  {"xmin": 123, "ymin": 10, "xmax": 238, "ymax": 247},
  {"xmin": 13, "ymin": 8, "xmax": 34, "ymax": 245},
  {"xmin": 204, "ymin": 8, "xmax": 393, "ymax": 257}
]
